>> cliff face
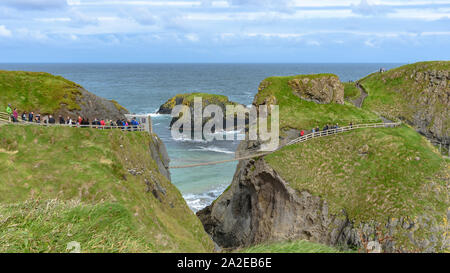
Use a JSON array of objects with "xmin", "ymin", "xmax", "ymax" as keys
[
  {"xmin": 197, "ymin": 156, "xmax": 340, "ymax": 249},
  {"xmin": 360, "ymin": 61, "xmax": 450, "ymax": 143},
  {"xmin": 407, "ymin": 70, "xmax": 449, "ymax": 143},
  {"xmin": 69, "ymin": 87, "xmax": 129, "ymax": 121}
]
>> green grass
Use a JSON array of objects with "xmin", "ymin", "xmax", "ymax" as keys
[
  {"xmin": 360, "ymin": 61, "xmax": 450, "ymax": 124},
  {"xmin": 266, "ymin": 126, "xmax": 447, "ymax": 222},
  {"xmin": 343, "ymin": 82, "xmax": 361, "ymax": 101},
  {"xmin": 0, "ymin": 70, "xmax": 84, "ymax": 115},
  {"xmin": 0, "ymin": 125, "xmax": 214, "ymax": 253},
  {"xmin": 254, "ymin": 74, "xmax": 380, "ymax": 131},
  {"xmin": 265, "ymin": 126, "xmax": 448, "ymax": 250},
  {"xmin": 0, "ymin": 200, "xmax": 153, "ymax": 253},
  {"xmin": 240, "ymin": 240, "xmax": 350, "ymax": 253}
]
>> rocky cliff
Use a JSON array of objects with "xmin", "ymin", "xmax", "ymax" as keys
[
  {"xmin": 251, "ymin": 74, "xmax": 378, "ymax": 131},
  {"xmin": 360, "ymin": 61, "xmax": 450, "ymax": 143}
]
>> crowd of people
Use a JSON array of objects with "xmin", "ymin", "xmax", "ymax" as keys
[
  {"xmin": 301, "ymin": 122, "xmax": 353, "ymax": 137},
  {"xmin": 5, "ymin": 104, "xmax": 141, "ymax": 131}
]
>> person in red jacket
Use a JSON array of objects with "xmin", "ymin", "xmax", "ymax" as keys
[{"xmin": 300, "ymin": 130, "xmax": 305, "ymax": 136}]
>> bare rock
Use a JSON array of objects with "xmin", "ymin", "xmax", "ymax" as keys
[{"xmin": 288, "ymin": 75, "xmax": 345, "ymax": 105}]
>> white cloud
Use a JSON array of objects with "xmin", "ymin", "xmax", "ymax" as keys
[
  {"xmin": 185, "ymin": 33, "xmax": 199, "ymax": 42},
  {"xmin": 0, "ymin": 0, "xmax": 68, "ymax": 10},
  {"xmin": 351, "ymin": 0, "xmax": 391, "ymax": 16},
  {"xmin": 0, "ymin": 25, "xmax": 12, "ymax": 37}
]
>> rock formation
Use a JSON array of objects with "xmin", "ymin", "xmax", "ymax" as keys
[{"xmin": 288, "ymin": 75, "xmax": 345, "ymax": 105}]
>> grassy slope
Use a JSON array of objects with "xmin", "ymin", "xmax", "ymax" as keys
[
  {"xmin": 254, "ymin": 74, "xmax": 380, "ymax": 131},
  {"xmin": 240, "ymin": 240, "xmax": 350, "ymax": 253},
  {"xmin": 343, "ymin": 82, "xmax": 361, "ymax": 101},
  {"xmin": 265, "ymin": 126, "xmax": 448, "ymax": 248},
  {"xmin": 0, "ymin": 125, "xmax": 214, "ymax": 252},
  {"xmin": 360, "ymin": 61, "xmax": 450, "ymax": 122},
  {"xmin": 0, "ymin": 71, "xmax": 83, "ymax": 114}
]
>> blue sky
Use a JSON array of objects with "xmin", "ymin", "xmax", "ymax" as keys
[{"xmin": 0, "ymin": 0, "xmax": 449, "ymax": 62}]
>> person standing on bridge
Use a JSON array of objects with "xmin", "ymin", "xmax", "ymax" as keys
[
  {"xmin": 6, "ymin": 104, "xmax": 12, "ymax": 122},
  {"xmin": 13, "ymin": 108, "xmax": 18, "ymax": 123},
  {"xmin": 48, "ymin": 115, "xmax": 56, "ymax": 124},
  {"xmin": 300, "ymin": 130, "xmax": 305, "ymax": 137}
]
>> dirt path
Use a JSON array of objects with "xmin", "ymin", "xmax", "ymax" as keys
[
  {"xmin": 352, "ymin": 82, "xmax": 368, "ymax": 108},
  {"xmin": 353, "ymin": 82, "xmax": 394, "ymax": 123}
]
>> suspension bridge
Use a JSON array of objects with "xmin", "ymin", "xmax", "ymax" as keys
[{"xmin": 0, "ymin": 111, "xmax": 410, "ymax": 168}]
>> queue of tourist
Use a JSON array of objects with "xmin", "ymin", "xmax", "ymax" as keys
[
  {"xmin": 5, "ymin": 104, "xmax": 140, "ymax": 131},
  {"xmin": 302, "ymin": 122, "xmax": 353, "ymax": 137}
]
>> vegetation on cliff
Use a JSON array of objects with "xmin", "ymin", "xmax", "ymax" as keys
[
  {"xmin": 253, "ymin": 74, "xmax": 380, "ymax": 131},
  {"xmin": 0, "ymin": 125, "xmax": 214, "ymax": 252},
  {"xmin": 0, "ymin": 70, "xmax": 128, "ymax": 120},
  {"xmin": 359, "ymin": 61, "xmax": 449, "ymax": 142},
  {"xmin": 343, "ymin": 82, "xmax": 361, "ymax": 101},
  {"xmin": 158, "ymin": 92, "xmax": 240, "ymax": 114},
  {"xmin": 240, "ymin": 239, "xmax": 348, "ymax": 253}
]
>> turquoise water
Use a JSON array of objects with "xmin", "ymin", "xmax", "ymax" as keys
[{"xmin": 0, "ymin": 63, "xmax": 402, "ymax": 211}]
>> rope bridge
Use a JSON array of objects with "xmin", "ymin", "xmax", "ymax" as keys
[
  {"xmin": 0, "ymin": 111, "xmax": 401, "ymax": 168},
  {"xmin": 169, "ymin": 122, "xmax": 402, "ymax": 169}
]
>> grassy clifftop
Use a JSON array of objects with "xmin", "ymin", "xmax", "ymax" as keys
[
  {"xmin": 0, "ymin": 70, "xmax": 128, "ymax": 120},
  {"xmin": 0, "ymin": 125, "xmax": 214, "ymax": 252},
  {"xmin": 0, "ymin": 71, "xmax": 83, "ymax": 114},
  {"xmin": 253, "ymin": 74, "xmax": 380, "ymax": 131}
]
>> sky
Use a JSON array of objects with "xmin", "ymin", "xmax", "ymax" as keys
[{"xmin": 0, "ymin": 0, "xmax": 449, "ymax": 63}]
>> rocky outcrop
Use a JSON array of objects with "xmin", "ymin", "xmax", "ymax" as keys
[
  {"xmin": 149, "ymin": 134, "xmax": 171, "ymax": 181},
  {"xmin": 58, "ymin": 87, "xmax": 129, "ymax": 121},
  {"xmin": 288, "ymin": 75, "xmax": 345, "ymax": 105},
  {"xmin": 157, "ymin": 93, "xmax": 248, "ymax": 133}
]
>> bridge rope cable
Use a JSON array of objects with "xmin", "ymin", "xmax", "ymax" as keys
[
  {"xmin": 0, "ymin": 111, "xmax": 404, "ymax": 167},
  {"xmin": 169, "ymin": 121, "xmax": 402, "ymax": 169},
  {"xmin": 0, "ymin": 112, "xmax": 146, "ymax": 131}
]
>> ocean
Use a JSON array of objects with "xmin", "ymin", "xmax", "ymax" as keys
[{"xmin": 0, "ymin": 63, "xmax": 402, "ymax": 212}]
